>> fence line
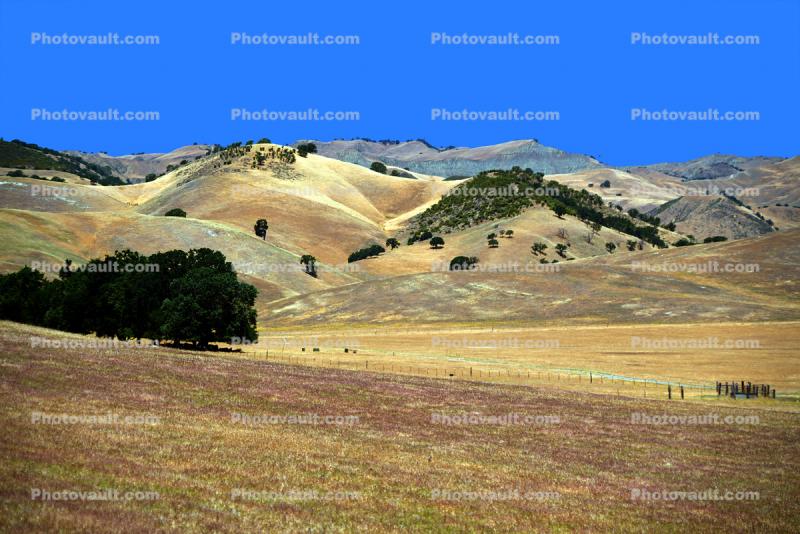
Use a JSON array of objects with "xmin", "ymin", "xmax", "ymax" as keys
[{"xmin": 231, "ymin": 349, "xmax": 766, "ymax": 401}]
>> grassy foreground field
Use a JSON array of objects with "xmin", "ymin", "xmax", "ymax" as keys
[{"xmin": 1, "ymin": 321, "xmax": 799, "ymax": 532}]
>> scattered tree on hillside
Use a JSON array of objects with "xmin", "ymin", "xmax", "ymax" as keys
[
  {"xmin": 504, "ymin": 229, "xmax": 514, "ymax": 238},
  {"xmin": 600, "ymin": 179, "xmax": 611, "ymax": 188},
  {"xmin": 531, "ymin": 242, "xmax": 547, "ymax": 255},
  {"xmin": 385, "ymin": 238, "xmax": 400, "ymax": 250},
  {"xmin": 370, "ymin": 161, "xmax": 387, "ymax": 174},
  {"xmin": 487, "ymin": 232, "xmax": 497, "ymax": 240},
  {"xmin": 297, "ymin": 143, "xmax": 317, "ymax": 154},
  {"xmin": 703, "ymin": 235, "xmax": 728, "ymax": 243},
  {"xmin": 555, "ymin": 243, "xmax": 569, "ymax": 258},
  {"xmin": 407, "ymin": 230, "xmax": 433, "ymax": 246},
  {"xmin": 605, "ymin": 242, "xmax": 617, "ymax": 253},
  {"xmin": 300, "ymin": 255, "xmax": 318, "ymax": 278},
  {"xmin": 488, "ymin": 238, "xmax": 499, "ymax": 248},
  {"xmin": 626, "ymin": 240, "xmax": 638, "ymax": 251},
  {"xmin": 554, "ymin": 205, "xmax": 567, "ymax": 218},
  {"xmin": 429, "ymin": 236, "xmax": 445, "ymax": 249},
  {"xmin": 348, "ymin": 244, "xmax": 385, "ymax": 263},
  {"xmin": 145, "ymin": 173, "xmax": 157, "ymax": 182},
  {"xmin": 165, "ymin": 208, "xmax": 186, "ymax": 217},
  {"xmin": 449, "ymin": 256, "xmax": 478, "ymax": 271},
  {"xmin": 257, "ymin": 138, "xmax": 271, "ymax": 144},
  {"xmin": 254, "ymin": 219, "xmax": 269, "ymax": 240}
]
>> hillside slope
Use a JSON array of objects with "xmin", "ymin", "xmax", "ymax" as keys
[
  {"xmin": 264, "ymin": 230, "xmax": 800, "ymax": 327},
  {"xmin": 651, "ymin": 195, "xmax": 775, "ymax": 240},
  {"xmin": 299, "ymin": 139, "xmax": 603, "ymax": 177},
  {"xmin": 66, "ymin": 144, "xmax": 213, "ymax": 182}
]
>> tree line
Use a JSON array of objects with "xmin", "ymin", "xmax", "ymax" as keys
[{"xmin": 0, "ymin": 248, "xmax": 258, "ymax": 348}]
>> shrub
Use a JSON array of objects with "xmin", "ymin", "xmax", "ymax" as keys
[
  {"xmin": 165, "ymin": 208, "xmax": 187, "ymax": 217},
  {"xmin": 348, "ymin": 244, "xmax": 385, "ymax": 263},
  {"xmin": 703, "ymin": 236, "xmax": 728, "ymax": 243}
]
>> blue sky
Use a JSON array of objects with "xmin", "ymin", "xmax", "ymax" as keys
[{"xmin": 1, "ymin": 0, "xmax": 798, "ymax": 165}]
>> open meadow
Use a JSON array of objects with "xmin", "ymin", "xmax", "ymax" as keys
[{"xmin": 1, "ymin": 321, "xmax": 799, "ymax": 532}]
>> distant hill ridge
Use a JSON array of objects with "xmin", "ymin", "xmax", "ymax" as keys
[{"xmin": 295, "ymin": 138, "xmax": 604, "ymax": 177}]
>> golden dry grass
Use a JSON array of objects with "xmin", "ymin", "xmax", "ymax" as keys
[{"xmin": 1, "ymin": 321, "xmax": 799, "ymax": 532}]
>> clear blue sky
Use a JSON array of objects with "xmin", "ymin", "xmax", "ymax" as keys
[{"xmin": 1, "ymin": 0, "xmax": 798, "ymax": 165}]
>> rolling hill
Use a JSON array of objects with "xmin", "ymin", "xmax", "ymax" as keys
[
  {"xmin": 1, "ymin": 140, "xmax": 798, "ymax": 333},
  {"xmin": 0, "ymin": 139, "xmax": 122, "ymax": 185},
  {"xmin": 66, "ymin": 144, "xmax": 214, "ymax": 183},
  {"xmin": 297, "ymin": 138, "xmax": 603, "ymax": 177}
]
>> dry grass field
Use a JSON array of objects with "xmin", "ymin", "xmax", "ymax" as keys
[
  {"xmin": 1, "ymin": 321, "xmax": 799, "ymax": 532},
  {"xmin": 252, "ymin": 321, "xmax": 800, "ymax": 401}
]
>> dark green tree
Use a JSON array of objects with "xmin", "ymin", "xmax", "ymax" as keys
[
  {"xmin": 300, "ymin": 255, "xmax": 318, "ymax": 278},
  {"xmin": 429, "ymin": 236, "xmax": 445, "ymax": 249},
  {"xmin": 254, "ymin": 219, "xmax": 269, "ymax": 240},
  {"xmin": 449, "ymin": 256, "xmax": 479, "ymax": 271},
  {"xmin": 370, "ymin": 161, "xmax": 387, "ymax": 174}
]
